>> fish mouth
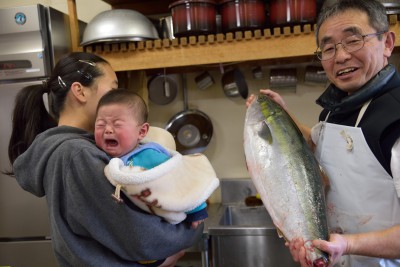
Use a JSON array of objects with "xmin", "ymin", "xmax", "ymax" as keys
[
  {"xmin": 313, "ymin": 257, "xmax": 329, "ymax": 267},
  {"xmin": 336, "ymin": 67, "xmax": 358, "ymax": 77}
]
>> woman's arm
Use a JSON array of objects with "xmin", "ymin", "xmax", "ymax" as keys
[{"xmin": 66, "ymin": 141, "xmax": 202, "ymax": 262}]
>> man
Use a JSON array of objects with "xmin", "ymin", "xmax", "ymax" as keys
[{"xmin": 251, "ymin": 0, "xmax": 400, "ymax": 266}]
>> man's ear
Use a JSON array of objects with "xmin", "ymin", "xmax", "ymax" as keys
[
  {"xmin": 138, "ymin": 123, "xmax": 150, "ymax": 140},
  {"xmin": 70, "ymin": 82, "xmax": 86, "ymax": 103},
  {"xmin": 384, "ymin": 31, "xmax": 395, "ymax": 58}
]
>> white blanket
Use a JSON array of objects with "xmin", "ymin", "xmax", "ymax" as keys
[{"xmin": 104, "ymin": 149, "xmax": 220, "ymax": 224}]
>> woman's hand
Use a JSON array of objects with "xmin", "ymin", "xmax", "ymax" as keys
[
  {"xmin": 158, "ymin": 250, "xmax": 185, "ymax": 267},
  {"xmin": 191, "ymin": 219, "xmax": 205, "ymax": 229}
]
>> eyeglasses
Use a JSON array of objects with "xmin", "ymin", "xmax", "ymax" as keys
[{"xmin": 315, "ymin": 32, "xmax": 386, "ymax": 61}]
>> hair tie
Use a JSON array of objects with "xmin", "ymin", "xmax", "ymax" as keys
[{"xmin": 42, "ymin": 79, "xmax": 50, "ymax": 93}]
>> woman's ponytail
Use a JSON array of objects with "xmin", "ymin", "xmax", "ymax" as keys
[{"xmin": 7, "ymin": 84, "xmax": 57, "ymax": 166}]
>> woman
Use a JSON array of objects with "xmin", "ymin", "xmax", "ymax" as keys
[{"xmin": 7, "ymin": 52, "xmax": 202, "ymax": 267}]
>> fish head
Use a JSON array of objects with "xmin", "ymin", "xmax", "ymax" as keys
[
  {"xmin": 256, "ymin": 94, "xmax": 283, "ymax": 119},
  {"xmin": 245, "ymin": 95, "xmax": 277, "ymax": 145},
  {"xmin": 246, "ymin": 95, "xmax": 282, "ymax": 122}
]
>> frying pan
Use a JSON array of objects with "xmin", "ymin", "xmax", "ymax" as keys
[{"xmin": 165, "ymin": 74, "xmax": 213, "ymax": 155}]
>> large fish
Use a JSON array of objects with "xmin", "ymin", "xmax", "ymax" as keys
[{"xmin": 244, "ymin": 95, "xmax": 329, "ymax": 267}]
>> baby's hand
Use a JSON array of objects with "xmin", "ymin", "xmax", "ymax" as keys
[{"xmin": 191, "ymin": 219, "xmax": 206, "ymax": 229}]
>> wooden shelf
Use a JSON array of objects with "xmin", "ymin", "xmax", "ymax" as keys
[{"xmin": 67, "ymin": 0, "xmax": 400, "ymax": 72}]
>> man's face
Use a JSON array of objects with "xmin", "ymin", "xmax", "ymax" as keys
[{"xmin": 318, "ymin": 9, "xmax": 392, "ymax": 94}]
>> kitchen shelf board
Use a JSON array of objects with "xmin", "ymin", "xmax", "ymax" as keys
[{"xmin": 67, "ymin": 0, "xmax": 400, "ymax": 72}]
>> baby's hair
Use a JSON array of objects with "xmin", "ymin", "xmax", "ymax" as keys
[{"xmin": 97, "ymin": 89, "xmax": 148, "ymax": 124}]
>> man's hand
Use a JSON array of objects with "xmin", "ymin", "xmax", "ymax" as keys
[{"xmin": 246, "ymin": 89, "xmax": 288, "ymax": 111}]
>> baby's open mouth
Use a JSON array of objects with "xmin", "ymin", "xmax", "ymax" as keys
[{"xmin": 105, "ymin": 139, "xmax": 118, "ymax": 146}]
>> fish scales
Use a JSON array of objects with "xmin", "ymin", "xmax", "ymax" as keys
[{"xmin": 244, "ymin": 95, "xmax": 329, "ymax": 266}]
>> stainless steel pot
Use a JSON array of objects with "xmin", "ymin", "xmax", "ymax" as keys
[
  {"xmin": 159, "ymin": 16, "xmax": 175, "ymax": 39},
  {"xmin": 221, "ymin": 68, "xmax": 249, "ymax": 99}
]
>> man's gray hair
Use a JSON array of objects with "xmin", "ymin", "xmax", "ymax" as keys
[{"xmin": 315, "ymin": 0, "xmax": 389, "ymax": 46}]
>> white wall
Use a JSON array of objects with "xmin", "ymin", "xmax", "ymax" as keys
[
  {"xmin": 148, "ymin": 66, "xmax": 327, "ymax": 202},
  {"xmin": 148, "ymin": 56, "xmax": 400, "ymax": 203}
]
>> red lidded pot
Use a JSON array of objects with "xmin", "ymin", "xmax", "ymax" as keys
[
  {"xmin": 220, "ymin": 0, "xmax": 267, "ymax": 33},
  {"xmin": 169, "ymin": 0, "xmax": 217, "ymax": 37},
  {"xmin": 269, "ymin": 0, "xmax": 316, "ymax": 26}
]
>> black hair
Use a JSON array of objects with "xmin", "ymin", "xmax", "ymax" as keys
[
  {"xmin": 315, "ymin": 0, "xmax": 389, "ymax": 46},
  {"xmin": 97, "ymin": 89, "xmax": 148, "ymax": 125},
  {"xmin": 7, "ymin": 52, "xmax": 109, "ymax": 168}
]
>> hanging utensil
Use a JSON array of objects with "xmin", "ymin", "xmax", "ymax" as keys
[
  {"xmin": 221, "ymin": 68, "xmax": 249, "ymax": 99},
  {"xmin": 165, "ymin": 73, "xmax": 213, "ymax": 155},
  {"xmin": 148, "ymin": 73, "xmax": 178, "ymax": 105}
]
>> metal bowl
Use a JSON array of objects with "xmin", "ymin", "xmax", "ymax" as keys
[{"xmin": 81, "ymin": 9, "xmax": 159, "ymax": 46}]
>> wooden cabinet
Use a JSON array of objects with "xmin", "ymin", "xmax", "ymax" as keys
[{"xmin": 67, "ymin": 0, "xmax": 400, "ymax": 72}]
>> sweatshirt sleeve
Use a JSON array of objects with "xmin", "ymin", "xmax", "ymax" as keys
[{"xmin": 52, "ymin": 140, "xmax": 202, "ymax": 265}]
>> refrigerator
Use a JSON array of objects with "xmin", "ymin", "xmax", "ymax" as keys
[{"xmin": 0, "ymin": 5, "xmax": 73, "ymax": 266}]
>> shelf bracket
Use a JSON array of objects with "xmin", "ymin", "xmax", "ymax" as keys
[{"xmin": 67, "ymin": 0, "xmax": 83, "ymax": 52}]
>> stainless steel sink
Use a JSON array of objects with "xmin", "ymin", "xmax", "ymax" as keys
[
  {"xmin": 219, "ymin": 205, "xmax": 274, "ymax": 227},
  {"xmin": 207, "ymin": 205, "xmax": 298, "ymax": 267},
  {"xmin": 209, "ymin": 205, "xmax": 277, "ymax": 236}
]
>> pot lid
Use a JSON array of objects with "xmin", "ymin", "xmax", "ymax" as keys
[{"xmin": 148, "ymin": 75, "xmax": 178, "ymax": 105}]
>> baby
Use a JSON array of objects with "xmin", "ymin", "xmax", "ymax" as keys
[{"xmin": 94, "ymin": 89, "xmax": 219, "ymax": 228}]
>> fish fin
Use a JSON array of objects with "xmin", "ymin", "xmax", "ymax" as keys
[
  {"xmin": 275, "ymin": 227, "xmax": 288, "ymax": 241},
  {"xmin": 258, "ymin": 120, "xmax": 273, "ymax": 144}
]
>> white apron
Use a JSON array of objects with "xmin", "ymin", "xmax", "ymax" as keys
[{"xmin": 313, "ymin": 102, "xmax": 400, "ymax": 267}]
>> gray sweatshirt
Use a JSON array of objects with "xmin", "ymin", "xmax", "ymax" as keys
[{"xmin": 13, "ymin": 126, "xmax": 202, "ymax": 267}]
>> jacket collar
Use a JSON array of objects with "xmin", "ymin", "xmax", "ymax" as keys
[{"xmin": 316, "ymin": 64, "xmax": 396, "ymax": 115}]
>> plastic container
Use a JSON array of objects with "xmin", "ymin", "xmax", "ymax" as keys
[
  {"xmin": 220, "ymin": 0, "xmax": 267, "ymax": 33},
  {"xmin": 169, "ymin": 0, "xmax": 217, "ymax": 37}
]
